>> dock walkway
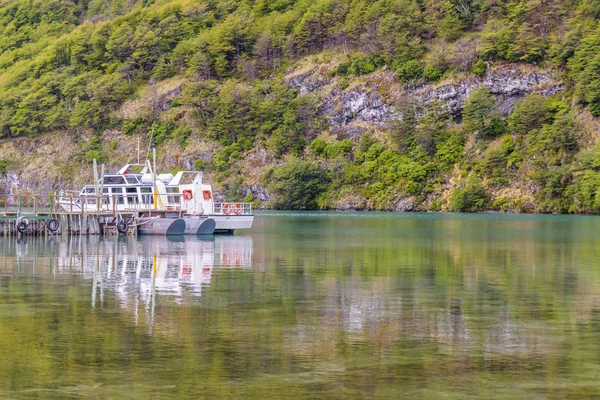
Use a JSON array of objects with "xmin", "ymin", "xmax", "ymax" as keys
[{"xmin": 0, "ymin": 194, "xmax": 182, "ymax": 236}]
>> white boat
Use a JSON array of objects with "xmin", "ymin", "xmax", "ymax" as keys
[{"xmin": 57, "ymin": 161, "xmax": 254, "ymax": 234}]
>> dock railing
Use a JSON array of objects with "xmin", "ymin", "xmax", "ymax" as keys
[{"xmin": 0, "ymin": 194, "xmax": 56, "ymax": 219}]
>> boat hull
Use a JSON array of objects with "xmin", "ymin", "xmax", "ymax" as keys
[
  {"xmin": 184, "ymin": 218, "xmax": 216, "ymax": 235},
  {"xmin": 137, "ymin": 217, "xmax": 217, "ymax": 236},
  {"xmin": 211, "ymin": 215, "xmax": 254, "ymax": 233},
  {"xmin": 138, "ymin": 218, "xmax": 187, "ymax": 236}
]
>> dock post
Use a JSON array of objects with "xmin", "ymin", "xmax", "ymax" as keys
[{"xmin": 60, "ymin": 215, "xmax": 67, "ymax": 236}]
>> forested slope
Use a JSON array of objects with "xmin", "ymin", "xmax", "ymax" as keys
[{"xmin": 2, "ymin": 0, "xmax": 600, "ymax": 212}]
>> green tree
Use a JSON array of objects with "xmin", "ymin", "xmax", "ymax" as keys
[
  {"xmin": 463, "ymin": 86, "xmax": 496, "ymax": 134},
  {"xmin": 450, "ymin": 177, "xmax": 487, "ymax": 212},
  {"xmin": 266, "ymin": 159, "xmax": 329, "ymax": 209},
  {"xmin": 70, "ymin": 101, "xmax": 102, "ymax": 131}
]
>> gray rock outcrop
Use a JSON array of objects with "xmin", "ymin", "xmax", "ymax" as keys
[{"xmin": 286, "ymin": 65, "xmax": 564, "ymax": 136}]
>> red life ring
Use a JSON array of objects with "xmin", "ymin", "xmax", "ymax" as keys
[
  {"xmin": 232, "ymin": 203, "xmax": 242, "ymax": 215},
  {"xmin": 202, "ymin": 190, "xmax": 212, "ymax": 200},
  {"xmin": 222, "ymin": 203, "xmax": 232, "ymax": 215},
  {"xmin": 183, "ymin": 190, "xmax": 193, "ymax": 200}
]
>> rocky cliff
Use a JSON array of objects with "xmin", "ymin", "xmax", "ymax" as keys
[{"xmin": 287, "ymin": 64, "xmax": 564, "ymax": 139}]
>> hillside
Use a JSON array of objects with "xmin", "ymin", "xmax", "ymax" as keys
[{"xmin": 2, "ymin": 0, "xmax": 600, "ymax": 212}]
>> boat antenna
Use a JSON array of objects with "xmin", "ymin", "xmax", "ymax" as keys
[{"xmin": 146, "ymin": 126, "xmax": 154, "ymax": 164}]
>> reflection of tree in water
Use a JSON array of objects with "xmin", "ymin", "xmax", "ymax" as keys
[{"xmin": 252, "ymin": 214, "xmax": 600, "ymax": 379}]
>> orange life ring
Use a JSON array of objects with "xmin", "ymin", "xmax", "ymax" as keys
[
  {"xmin": 222, "ymin": 203, "xmax": 232, "ymax": 215},
  {"xmin": 232, "ymin": 203, "xmax": 242, "ymax": 215},
  {"xmin": 183, "ymin": 190, "xmax": 193, "ymax": 200},
  {"xmin": 202, "ymin": 190, "xmax": 212, "ymax": 200}
]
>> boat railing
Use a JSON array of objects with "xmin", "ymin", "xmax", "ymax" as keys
[
  {"xmin": 57, "ymin": 194, "xmax": 180, "ymax": 216},
  {"xmin": 213, "ymin": 202, "xmax": 253, "ymax": 215},
  {"xmin": 0, "ymin": 194, "xmax": 253, "ymax": 218}
]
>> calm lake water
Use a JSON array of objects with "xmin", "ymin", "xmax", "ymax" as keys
[{"xmin": 1, "ymin": 211, "xmax": 600, "ymax": 398}]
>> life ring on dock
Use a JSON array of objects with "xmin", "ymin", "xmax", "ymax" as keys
[
  {"xmin": 232, "ymin": 203, "xmax": 242, "ymax": 215},
  {"xmin": 222, "ymin": 203, "xmax": 232, "ymax": 215},
  {"xmin": 183, "ymin": 190, "xmax": 193, "ymax": 201},
  {"xmin": 202, "ymin": 190, "xmax": 212, "ymax": 200},
  {"xmin": 45, "ymin": 218, "xmax": 59, "ymax": 233},
  {"xmin": 116, "ymin": 219, "xmax": 129, "ymax": 234},
  {"xmin": 16, "ymin": 218, "xmax": 29, "ymax": 234}
]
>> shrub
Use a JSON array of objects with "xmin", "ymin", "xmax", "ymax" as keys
[
  {"xmin": 472, "ymin": 59, "xmax": 487, "ymax": 76},
  {"xmin": 423, "ymin": 65, "xmax": 443, "ymax": 81},
  {"xmin": 81, "ymin": 136, "xmax": 107, "ymax": 164},
  {"xmin": 83, "ymin": 149, "xmax": 107, "ymax": 164},
  {"xmin": 172, "ymin": 125, "xmax": 192, "ymax": 147},
  {"xmin": 338, "ymin": 78, "xmax": 349, "ymax": 90},
  {"xmin": 309, "ymin": 138, "xmax": 327, "ymax": 156},
  {"xmin": 0, "ymin": 159, "xmax": 9, "ymax": 175},
  {"xmin": 450, "ymin": 178, "xmax": 487, "ymax": 212},
  {"xmin": 325, "ymin": 139, "xmax": 352, "ymax": 158},
  {"xmin": 330, "ymin": 55, "xmax": 385, "ymax": 77},
  {"xmin": 122, "ymin": 118, "xmax": 144, "ymax": 135},
  {"xmin": 152, "ymin": 123, "xmax": 172, "ymax": 146},
  {"xmin": 395, "ymin": 60, "xmax": 424, "ymax": 83},
  {"xmin": 266, "ymin": 159, "xmax": 329, "ymax": 209},
  {"xmin": 194, "ymin": 159, "xmax": 207, "ymax": 170}
]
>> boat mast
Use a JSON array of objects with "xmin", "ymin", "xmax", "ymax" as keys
[
  {"xmin": 153, "ymin": 147, "xmax": 157, "ymax": 210},
  {"xmin": 100, "ymin": 163, "xmax": 105, "ymax": 201},
  {"xmin": 93, "ymin": 159, "xmax": 98, "ymax": 196}
]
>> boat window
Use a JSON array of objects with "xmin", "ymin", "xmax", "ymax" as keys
[
  {"xmin": 179, "ymin": 173, "xmax": 197, "ymax": 185},
  {"xmin": 126, "ymin": 187, "xmax": 139, "ymax": 204},
  {"xmin": 111, "ymin": 187, "xmax": 124, "ymax": 204},
  {"xmin": 166, "ymin": 186, "xmax": 180, "ymax": 204},
  {"xmin": 104, "ymin": 176, "xmax": 126, "ymax": 185},
  {"xmin": 84, "ymin": 187, "xmax": 95, "ymax": 194},
  {"xmin": 125, "ymin": 176, "xmax": 139, "ymax": 184},
  {"xmin": 102, "ymin": 188, "xmax": 109, "ymax": 194},
  {"xmin": 140, "ymin": 187, "xmax": 153, "ymax": 204}
]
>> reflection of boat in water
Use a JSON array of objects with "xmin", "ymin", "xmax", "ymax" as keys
[
  {"xmin": 0, "ymin": 235, "xmax": 253, "ymax": 334},
  {"xmin": 0, "ymin": 235, "xmax": 253, "ymax": 301}
]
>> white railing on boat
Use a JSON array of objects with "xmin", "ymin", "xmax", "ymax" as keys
[
  {"xmin": 213, "ymin": 203, "xmax": 252, "ymax": 215},
  {"xmin": 55, "ymin": 194, "xmax": 253, "ymax": 216}
]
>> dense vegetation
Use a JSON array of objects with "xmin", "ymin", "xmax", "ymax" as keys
[{"xmin": 2, "ymin": 0, "xmax": 600, "ymax": 212}]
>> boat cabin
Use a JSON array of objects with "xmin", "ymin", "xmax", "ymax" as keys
[{"xmin": 67, "ymin": 163, "xmax": 215, "ymax": 214}]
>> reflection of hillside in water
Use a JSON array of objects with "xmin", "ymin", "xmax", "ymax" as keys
[{"xmin": 0, "ymin": 236, "xmax": 253, "ymax": 305}]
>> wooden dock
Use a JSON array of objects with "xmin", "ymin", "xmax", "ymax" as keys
[{"xmin": 0, "ymin": 194, "xmax": 179, "ymax": 236}]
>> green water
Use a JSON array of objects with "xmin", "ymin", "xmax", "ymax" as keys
[{"xmin": 1, "ymin": 212, "xmax": 600, "ymax": 399}]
